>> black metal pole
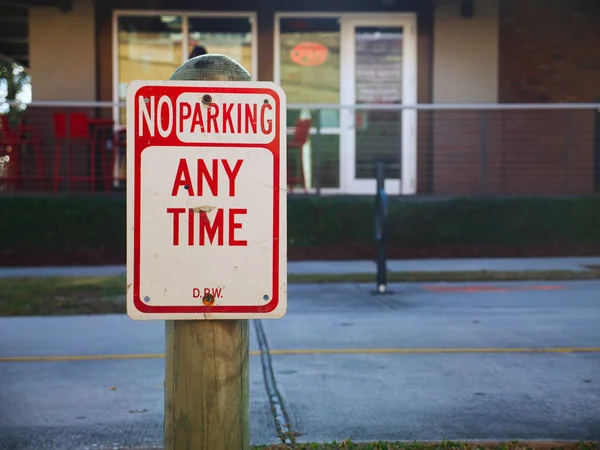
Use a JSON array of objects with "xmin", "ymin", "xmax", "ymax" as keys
[
  {"xmin": 480, "ymin": 110, "xmax": 488, "ymax": 195},
  {"xmin": 315, "ymin": 110, "xmax": 322, "ymax": 196},
  {"xmin": 375, "ymin": 160, "xmax": 387, "ymax": 294}
]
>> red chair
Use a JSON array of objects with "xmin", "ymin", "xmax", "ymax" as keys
[
  {"xmin": 0, "ymin": 115, "xmax": 18, "ymax": 190},
  {"xmin": 53, "ymin": 112, "xmax": 96, "ymax": 192},
  {"xmin": 88, "ymin": 118, "xmax": 118, "ymax": 192},
  {"xmin": 287, "ymin": 118, "xmax": 312, "ymax": 193},
  {"xmin": 111, "ymin": 127, "xmax": 127, "ymax": 189},
  {"xmin": 0, "ymin": 115, "xmax": 46, "ymax": 191}
]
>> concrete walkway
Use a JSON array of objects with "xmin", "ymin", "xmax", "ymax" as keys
[{"xmin": 0, "ymin": 256, "xmax": 599, "ymax": 278}]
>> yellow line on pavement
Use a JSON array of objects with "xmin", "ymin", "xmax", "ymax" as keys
[
  {"xmin": 0, "ymin": 351, "xmax": 262, "ymax": 362},
  {"xmin": 0, "ymin": 353, "xmax": 166, "ymax": 362},
  {"xmin": 1, "ymin": 347, "xmax": 599, "ymax": 363},
  {"xmin": 267, "ymin": 347, "xmax": 600, "ymax": 355}
]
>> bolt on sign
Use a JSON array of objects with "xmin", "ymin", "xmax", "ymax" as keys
[{"xmin": 126, "ymin": 80, "xmax": 287, "ymax": 320}]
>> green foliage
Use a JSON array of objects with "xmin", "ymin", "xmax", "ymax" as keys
[
  {"xmin": 0, "ymin": 57, "xmax": 30, "ymax": 125},
  {"xmin": 0, "ymin": 275, "xmax": 126, "ymax": 316},
  {"xmin": 0, "ymin": 196, "xmax": 126, "ymax": 248},
  {"xmin": 1, "ymin": 195, "xmax": 600, "ymax": 265},
  {"xmin": 287, "ymin": 196, "xmax": 600, "ymax": 247}
]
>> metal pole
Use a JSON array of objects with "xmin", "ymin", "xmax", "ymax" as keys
[
  {"xmin": 594, "ymin": 107, "xmax": 600, "ymax": 193},
  {"xmin": 564, "ymin": 110, "xmax": 570, "ymax": 194},
  {"xmin": 315, "ymin": 110, "xmax": 322, "ymax": 196},
  {"xmin": 375, "ymin": 160, "xmax": 387, "ymax": 294},
  {"xmin": 65, "ymin": 111, "xmax": 70, "ymax": 194},
  {"xmin": 480, "ymin": 110, "xmax": 488, "ymax": 195},
  {"xmin": 398, "ymin": 106, "xmax": 403, "ymax": 197},
  {"xmin": 163, "ymin": 54, "xmax": 251, "ymax": 450}
]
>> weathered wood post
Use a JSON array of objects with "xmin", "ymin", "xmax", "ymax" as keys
[{"xmin": 163, "ymin": 54, "xmax": 252, "ymax": 450}]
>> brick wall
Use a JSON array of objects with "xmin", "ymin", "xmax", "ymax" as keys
[
  {"xmin": 499, "ymin": 0, "xmax": 600, "ymax": 103},
  {"xmin": 431, "ymin": 109, "xmax": 595, "ymax": 196},
  {"xmin": 432, "ymin": 111, "xmax": 485, "ymax": 195},
  {"xmin": 497, "ymin": 0, "xmax": 598, "ymax": 195},
  {"xmin": 416, "ymin": 8, "xmax": 435, "ymax": 194},
  {"xmin": 431, "ymin": 0, "xmax": 599, "ymax": 196}
]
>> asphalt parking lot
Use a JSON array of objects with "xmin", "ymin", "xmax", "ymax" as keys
[{"xmin": 1, "ymin": 280, "xmax": 599, "ymax": 449}]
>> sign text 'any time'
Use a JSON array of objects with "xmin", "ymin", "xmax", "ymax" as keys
[{"xmin": 137, "ymin": 92, "xmax": 276, "ymax": 249}]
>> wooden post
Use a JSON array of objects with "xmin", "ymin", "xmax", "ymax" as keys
[{"xmin": 164, "ymin": 54, "xmax": 252, "ymax": 450}]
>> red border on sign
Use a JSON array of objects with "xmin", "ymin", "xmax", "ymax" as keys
[{"xmin": 131, "ymin": 85, "xmax": 281, "ymax": 315}]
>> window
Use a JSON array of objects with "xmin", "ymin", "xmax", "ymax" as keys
[
  {"xmin": 276, "ymin": 16, "xmax": 342, "ymax": 190},
  {"xmin": 188, "ymin": 17, "xmax": 253, "ymax": 74},
  {"xmin": 114, "ymin": 12, "xmax": 257, "ymax": 125},
  {"xmin": 278, "ymin": 17, "xmax": 340, "ymax": 128}
]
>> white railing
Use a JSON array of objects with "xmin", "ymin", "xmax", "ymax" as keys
[{"xmin": 1, "ymin": 100, "xmax": 600, "ymax": 197}]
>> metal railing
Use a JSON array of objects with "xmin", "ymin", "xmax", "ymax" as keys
[
  {"xmin": 1, "ymin": 100, "xmax": 600, "ymax": 197},
  {"xmin": 286, "ymin": 102, "xmax": 600, "ymax": 197},
  {"xmin": 0, "ymin": 100, "xmax": 125, "ymax": 195}
]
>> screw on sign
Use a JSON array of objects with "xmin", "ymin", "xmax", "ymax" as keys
[{"xmin": 125, "ymin": 54, "xmax": 287, "ymax": 450}]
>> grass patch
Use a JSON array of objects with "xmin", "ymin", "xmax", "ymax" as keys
[
  {"xmin": 2, "ymin": 269, "xmax": 600, "ymax": 316},
  {"xmin": 0, "ymin": 275, "xmax": 126, "ymax": 316},
  {"xmin": 250, "ymin": 441, "xmax": 600, "ymax": 450},
  {"xmin": 290, "ymin": 269, "xmax": 600, "ymax": 284}
]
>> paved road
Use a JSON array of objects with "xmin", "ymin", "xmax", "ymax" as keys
[
  {"xmin": 1, "ymin": 280, "xmax": 600, "ymax": 449},
  {"xmin": 1, "ymin": 256, "xmax": 599, "ymax": 278}
]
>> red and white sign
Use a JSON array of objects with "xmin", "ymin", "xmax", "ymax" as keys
[{"xmin": 126, "ymin": 80, "xmax": 287, "ymax": 320}]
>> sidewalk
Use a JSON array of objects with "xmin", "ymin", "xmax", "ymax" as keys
[{"xmin": 0, "ymin": 256, "xmax": 599, "ymax": 278}]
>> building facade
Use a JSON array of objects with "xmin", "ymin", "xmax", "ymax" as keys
[{"xmin": 2, "ymin": 0, "xmax": 600, "ymax": 195}]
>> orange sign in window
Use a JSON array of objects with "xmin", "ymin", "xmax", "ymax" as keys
[{"xmin": 290, "ymin": 42, "xmax": 328, "ymax": 67}]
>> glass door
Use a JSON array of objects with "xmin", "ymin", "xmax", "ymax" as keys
[
  {"xmin": 275, "ymin": 15, "xmax": 342, "ymax": 193},
  {"xmin": 340, "ymin": 16, "xmax": 417, "ymax": 195}
]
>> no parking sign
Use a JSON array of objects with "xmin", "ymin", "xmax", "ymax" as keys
[{"xmin": 126, "ymin": 80, "xmax": 287, "ymax": 320}]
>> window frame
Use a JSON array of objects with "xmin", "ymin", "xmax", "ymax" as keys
[{"xmin": 273, "ymin": 12, "xmax": 418, "ymax": 195}]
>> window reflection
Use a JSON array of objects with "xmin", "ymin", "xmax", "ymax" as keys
[
  {"xmin": 114, "ymin": 13, "xmax": 256, "ymax": 185},
  {"xmin": 117, "ymin": 15, "xmax": 255, "ymax": 125},
  {"xmin": 354, "ymin": 27, "xmax": 404, "ymax": 180},
  {"xmin": 279, "ymin": 18, "xmax": 340, "ymax": 129},
  {"xmin": 117, "ymin": 16, "xmax": 182, "ymax": 124},
  {"xmin": 188, "ymin": 17, "xmax": 253, "ymax": 75},
  {"xmin": 117, "ymin": 16, "xmax": 182, "ymax": 98},
  {"xmin": 355, "ymin": 27, "xmax": 403, "ymax": 103},
  {"xmin": 279, "ymin": 18, "xmax": 339, "ymax": 104},
  {"xmin": 279, "ymin": 17, "xmax": 341, "ymax": 189}
]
